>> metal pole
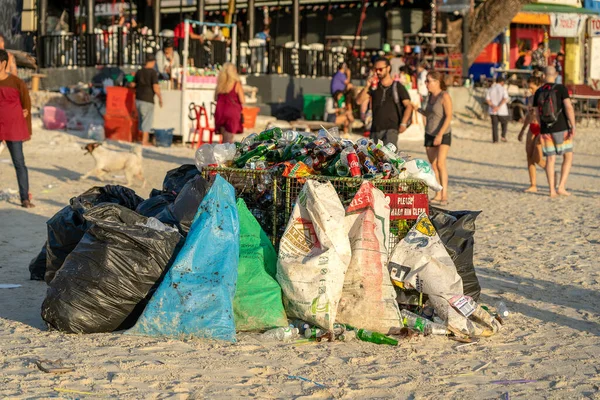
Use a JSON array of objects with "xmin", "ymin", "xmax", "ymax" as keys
[
  {"xmin": 181, "ymin": 20, "xmax": 190, "ymax": 141},
  {"xmin": 248, "ymin": 0, "xmax": 255, "ymax": 39},
  {"xmin": 86, "ymin": 0, "xmax": 94, "ymax": 32},
  {"xmin": 462, "ymin": 10, "xmax": 470, "ymax": 80},
  {"xmin": 39, "ymin": 0, "xmax": 47, "ymax": 35},
  {"xmin": 231, "ymin": 24, "xmax": 237, "ymax": 65},
  {"xmin": 198, "ymin": 0, "xmax": 205, "ymax": 23},
  {"xmin": 293, "ymin": 0, "xmax": 299, "ymax": 44},
  {"xmin": 153, "ymin": 0, "xmax": 161, "ymax": 32}
]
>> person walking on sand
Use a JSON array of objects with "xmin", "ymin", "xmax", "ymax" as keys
[
  {"xmin": 133, "ymin": 53, "xmax": 163, "ymax": 146},
  {"xmin": 533, "ymin": 66, "xmax": 575, "ymax": 197},
  {"xmin": 518, "ymin": 76, "xmax": 546, "ymax": 193},
  {"xmin": 0, "ymin": 50, "xmax": 34, "ymax": 208},
  {"xmin": 486, "ymin": 75, "xmax": 510, "ymax": 143},
  {"xmin": 420, "ymin": 71, "xmax": 452, "ymax": 206},
  {"xmin": 214, "ymin": 63, "xmax": 244, "ymax": 143},
  {"xmin": 357, "ymin": 57, "xmax": 413, "ymax": 146}
]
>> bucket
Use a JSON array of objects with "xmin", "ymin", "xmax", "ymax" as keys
[
  {"xmin": 153, "ymin": 128, "xmax": 174, "ymax": 147},
  {"xmin": 242, "ymin": 107, "xmax": 260, "ymax": 129}
]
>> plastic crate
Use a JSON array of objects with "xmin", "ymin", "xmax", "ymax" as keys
[{"xmin": 201, "ymin": 167, "xmax": 284, "ymax": 245}]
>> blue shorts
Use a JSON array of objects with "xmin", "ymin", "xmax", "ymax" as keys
[{"xmin": 136, "ymin": 100, "xmax": 155, "ymax": 133}]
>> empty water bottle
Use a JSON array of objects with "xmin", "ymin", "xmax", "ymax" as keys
[
  {"xmin": 495, "ymin": 301, "xmax": 509, "ymax": 318},
  {"xmin": 261, "ymin": 327, "xmax": 299, "ymax": 342},
  {"xmin": 87, "ymin": 123, "xmax": 105, "ymax": 141}
]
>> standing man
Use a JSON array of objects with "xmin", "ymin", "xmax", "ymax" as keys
[
  {"xmin": 133, "ymin": 54, "xmax": 163, "ymax": 146},
  {"xmin": 533, "ymin": 66, "xmax": 575, "ymax": 197},
  {"xmin": 531, "ymin": 42, "xmax": 547, "ymax": 74},
  {"xmin": 0, "ymin": 50, "xmax": 34, "ymax": 208},
  {"xmin": 357, "ymin": 57, "xmax": 413, "ymax": 146},
  {"xmin": 486, "ymin": 76, "xmax": 510, "ymax": 143}
]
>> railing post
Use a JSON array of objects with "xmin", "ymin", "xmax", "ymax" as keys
[{"xmin": 117, "ymin": 27, "xmax": 124, "ymax": 67}]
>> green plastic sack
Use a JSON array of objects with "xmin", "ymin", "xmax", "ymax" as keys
[{"xmin": 234, "ymin": 199, "xmax": 288, "ymax": 331}]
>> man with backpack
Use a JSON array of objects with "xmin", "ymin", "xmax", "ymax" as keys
[
  {"xmin": 533, "ymin": 66, "xmax": 575, "ymax": 197},
  {"xmin": 357, "ymin": 57, "xmax": 413, "ymax": 146}
]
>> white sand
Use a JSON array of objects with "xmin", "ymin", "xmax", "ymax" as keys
[{"xmin": 1, "ymin": 117, "xmax": 599, "ymax": 399}]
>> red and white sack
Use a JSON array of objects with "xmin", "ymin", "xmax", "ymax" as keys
[{"xmin": 336, "ymin": 182, "xmax": 402, "ymax": 333}]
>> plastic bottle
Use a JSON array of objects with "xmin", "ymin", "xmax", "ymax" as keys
[
  {"xmin": 495, "ymin": 301, "xmax": 509, "ymax": 318},
  {"xmin": 195, "ymin": 144, "xmax": 217, "ymax": 169},
  {"xmin": 315, "ymin": 145, "xmax": 338, "ymax": 164},
  {"xmin": 401, "ymin": 309, "xmax": 448, "ymax": 335},
  {"xmin": 87, "ymin": 123, "xmax": 105, "ymax": 141},
  {"xmin": 262, "ymin": 327, "xmax": 299, "ymax": 342},
  {"xmin": 338, "ymin": 330, "xmax": 357, "ymax": 342},
  {"xmin": 304, "ymin": 327, "xmax": 325, "ymax": 339}
]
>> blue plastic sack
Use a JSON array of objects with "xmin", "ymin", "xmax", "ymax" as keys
[{"xmin": 127, "ymin": 175, "xmax": 240, "ymax": 342}]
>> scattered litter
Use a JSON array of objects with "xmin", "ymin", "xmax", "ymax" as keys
[
  {"xmin": 0, "ymin": 159, "xmax": 10, "ymax": 163},
  {"xmin": 35, "ymin": 359, "xmax": 74, "ymax": 374},
  {"xmin": 0, "ymin": 284, "xmax": 22, "ymax": 289},
  {"xmin": 454, "ymin": 341, "xmax": 479, "ymax": 350},
  {"xmin": 287, "ymin": 375, "xmax": 325, "ymax": 388},
  {"xmin": 502, "ymin": 393, "xmax": 510, "ymax": 400},
  {"xmin": 54, "ymin": 388, "xmax": 95, "ymax": 396},
  {"xmin": 473, "ymin": 361, "xmax": 492, "ymax": 373},
  {"xmin": 0, "ymin": 189, "xmax": 18, "ymax": 201},
  {"xmin": 491, "ymin": 379, "xmax": 537, "ymax": 385},
  {"xmin": 112, "ymin": 175, "xmax": 125, "ymax": 179}
]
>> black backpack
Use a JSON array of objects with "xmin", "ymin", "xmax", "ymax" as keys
[
  {"xmin": 391, "ymin": 81, "xmax": 411, "ymax": 128},
  {"xmin": 538, "ymin": 84, "xmax": 562, "ymax": 127}
]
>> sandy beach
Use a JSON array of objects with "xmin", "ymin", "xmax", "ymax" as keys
[{"xmin": 1, "ymin": 116, "xmax": 599, "ymax": 399}]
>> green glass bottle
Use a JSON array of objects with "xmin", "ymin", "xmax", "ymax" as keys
[
  {"xmin": 234, "ymin": 143, "xmax": 275, "ymax": 168},
  {"xmin": 355, "ymin": 328, "xmax": 398, "ymax": 346}
]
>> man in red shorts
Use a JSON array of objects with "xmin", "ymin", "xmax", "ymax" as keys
[{"xmin": 533, "ymin": 66, "xmax": 575, "ymax": 197}]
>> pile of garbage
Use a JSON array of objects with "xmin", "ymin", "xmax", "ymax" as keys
[
  {"xmin": 30, "ymin": 159, "xmax": 504, "ymax": 344},
  {"xmin": 195, "ymin": 127, "xmax": 442, "ymax": 191}
]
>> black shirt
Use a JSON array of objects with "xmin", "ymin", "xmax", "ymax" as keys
[
  {"xmin": 135, "ymin": 68, "xmax": 158, "ymax": 104},
  {"xmin": 369, "ymin": 81, "xmax": 411, "ymax": 133},
  {"xmin": 533, "ymin": 83, "xmax": 570, "ymax": 134}
]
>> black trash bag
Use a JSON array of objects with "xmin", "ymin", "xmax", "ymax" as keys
[
  {"xmin": 154, "ymin": 175, "xmax": 209, "ymax": 236},
  {"xmin": 28, "ymin": 244, "xmax": 47, "ymax": 281},
  {"xmin": 430, "ymin": 207, "xmax": 482, "ymax": 301},
  {"xmin": 274, "ymin": 105, "xmax": 302, "ymax": 122},
  {"xmin": 41, "ymin": 204, "xmax": 182, "ymax": 334},
  {"xmin": 162, "ymin": 164, "xmax": 200, "ymax": 195},
  {"xmin": 135, "ymin": 193, "xmax": 177, "ymax": 219},
  {"xmin": 45, "ymin": 185, "xmax": 144, "ymax": 284}
]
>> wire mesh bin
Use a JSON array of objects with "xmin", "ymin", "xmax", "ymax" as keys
[
  {"xmin": 201, "ymin": 167, "xmax": 285, "ymax": 245},
  {"xmin": 284, "ymin": 176, "xmax": 429, "ymax": 253}
]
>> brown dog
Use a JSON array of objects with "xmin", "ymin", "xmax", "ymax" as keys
[{"xmin": 81, "ymin": 142, "xmax": 146, "ymax": 187}]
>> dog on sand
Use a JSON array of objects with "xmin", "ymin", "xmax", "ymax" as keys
[{"xmin": 80, "ymin": 142, "xmax": 146, "ymax": 187}]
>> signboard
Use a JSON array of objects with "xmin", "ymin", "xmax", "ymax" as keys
[
  {"xmin": 386, "ymin": 194, "xmax": 429, "ymax": 220},
  {"xmin": 538, "ymin": 0, "xmax": 581, "ymax": 6},
  {"xmin": 588, "ymin": 37, "xmax": 600, "ymax": 88},
  {"xmin": 75, "ymin": 3, "xmax": 136, "ymax": 17},
  {"xmin": 590, "ymin": 17, "xmax": 600, "ymax": 37},
  {"xmin": 436, "ymin": 0, "xmax": 471, "ymax": 13},
  {"xmin": 550, "ymin": 14, "xmax": 586, "ymax": 38}
]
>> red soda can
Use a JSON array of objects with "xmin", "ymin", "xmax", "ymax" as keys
[{"xmin": 346, "ymin": 152, "xmax": 362, "ymax": 177}]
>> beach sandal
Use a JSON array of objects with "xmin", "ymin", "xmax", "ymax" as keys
[
  {"xmin": 439, "ymin": 200, "xmax": 449, "ymax": 207},
  {"xmin": 430, "ymin": 199, "xmax": 442, "ymax": 205}
]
